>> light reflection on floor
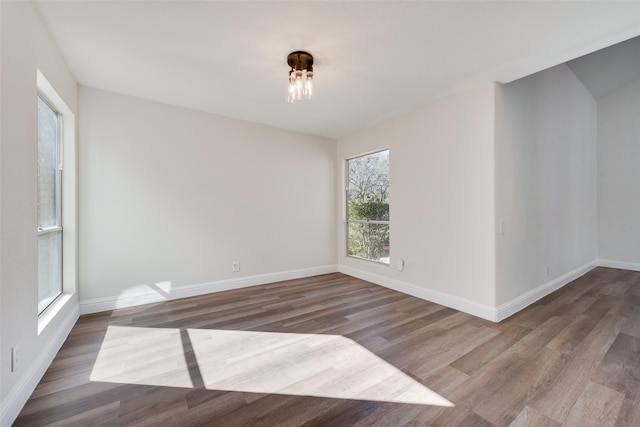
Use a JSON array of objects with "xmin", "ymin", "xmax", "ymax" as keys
[{"xmin": 91, "ymin": 325, "xmax": 454, "ymax": 407}]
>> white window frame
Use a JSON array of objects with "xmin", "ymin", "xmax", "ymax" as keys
[
  {"xmin": 37, "ymin": 93, "xmax": 64, "ymax": 314},
  {"xmin": 37, "ymin": 70, "xmax": 77, "ymax": 334}
]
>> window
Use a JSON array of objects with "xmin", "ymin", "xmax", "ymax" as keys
[
  {"xmin": 37, "ymin": 94, "xmax": 63, "ymax": 314},
  {"xmin": 346, "ymin": 149, "xmax": 390, "ymax": 264},
  {"xmin": 36, "ymin": 70, "xmax": 76, "ymax": 330}
]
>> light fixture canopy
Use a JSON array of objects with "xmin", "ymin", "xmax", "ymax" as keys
[{"xmin": 287, "ymin": 51, "xmax": 314, "ymax": 103}]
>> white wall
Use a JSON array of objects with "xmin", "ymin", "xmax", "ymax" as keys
[
  {"xmin": 597, "ymin": 77, "xmax": 640, "ymax": 269},
  {"xmin": 337, "ymin": 85, "xmax": 497, "ymax": 317},
  {"xmin": 78, "ymin": 87, "xmax": 337, "ymax": 308},
  {"xmin": 495, "ymin": 64, "xmax": 598, "ymax": 309},
  {"xmin": 1, "ymin": 2, "xmax": 79, "ymax": 425}
]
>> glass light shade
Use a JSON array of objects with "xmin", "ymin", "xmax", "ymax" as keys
[{"xmin": 288, "ymin": 69, "xmax": 314, "ymax": 103}]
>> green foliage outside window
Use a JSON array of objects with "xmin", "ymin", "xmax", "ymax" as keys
[
  {"xmin": 348, "ymin": 221, "xmax": 389, "ymax": 261},
  {"xmin": 348, "ymin": 200, "xmax": 389, "ymax": 221}
]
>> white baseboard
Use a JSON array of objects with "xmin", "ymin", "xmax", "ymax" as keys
[
  {"xmin": 495, "ymin": 260, "xmax": 597, "ymax": 321},
  {"xmin": 80, "ymin": 265, "xmax": 339, "ymax": 314},
  {"xmin": 597, "ymin": 259, "xmax": 640, "ymax": 272},
  {"xmin": 0, "ymin": 302, "xmax": 79, "ymax": 427},
  {"xmin": 337, "ymin": 265, "xmax": 497, "ymax": 321},
  {"xmin": 340, "ymin": 260, "xmax": 600, "ymax": 323}
]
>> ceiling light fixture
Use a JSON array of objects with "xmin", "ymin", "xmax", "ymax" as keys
[{"xmin": 287, "ymin": 51, "xmax": 314, "ymax": 103}]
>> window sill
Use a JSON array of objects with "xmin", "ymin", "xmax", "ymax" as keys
[
  {"xmin": 38, "ymin": 293, "xmax": 73, "ymax": 336},
  {"xmin": 347, "ymin": 255, "xmax": 391, "ymax": 267}
]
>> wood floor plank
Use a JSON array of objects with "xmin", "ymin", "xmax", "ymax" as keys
[
  {"xmin": 449, "ymin": 323, "xmax": 532, "ymax": 375},
  {"xmin": 563, "ymin": 381, "xmax": 624, "ymax": 427},
  {"xmin": 404, "ymin": 324, "xmax": 498, "ymax": 379},
  {"xmin": 615, "ymin": 399, "xmax": 640, "ymax": 427},
  {"xmin": 508, "ymin": 315, "xmax": 571, "ymax": 358},
  {"xmin": 591, "ymin": 332, "xmax": 640, "ymax": 398},
  {"xmin": 528, "ymin": 313, "xmax": 626, "ymax": 423},
  {"xmin": 545, "ymin": 314, "xmax": 599, "ymax": 353},
  {"xmin": 407, "ymin": 405, "xmax": 491, "ymax": 427},
  {"xmin": 446, "ymin": 351, "xmax": 535, "ymax": 424},
  {"xmin": 13, "ymin": 268, "xmax": 640, "ymax": 426},
  {"xmin": 509, "ymin": 406, "xmax": 561, "ymax": 427}
]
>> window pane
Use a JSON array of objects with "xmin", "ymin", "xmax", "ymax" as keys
[
  {"xmin": 38, "ymin": 231, "xmax": 62, "ymax": 313},
  {"xmin": 38, "ymin": 94, "xmax": 62, "ymax": 314},
  {"xmin": 347, "ymin": 150, "xmax": 389, "ymax": 220},
  {"xmin": 37, "ymin": 96, "xmax": 59, "ymax": 229},
  {"xmin": 348, "ymin": 222, "xmax": 390, "ymax": 263}
]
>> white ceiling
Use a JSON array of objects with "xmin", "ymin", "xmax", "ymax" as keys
[{"xmin": 34, "ymin": 1, "xmax": 640, "ymax": 139}]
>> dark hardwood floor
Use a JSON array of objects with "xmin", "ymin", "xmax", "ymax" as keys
[{"xmin": 14, "ymin": 267, "xmax": 640, "ymax": 426}]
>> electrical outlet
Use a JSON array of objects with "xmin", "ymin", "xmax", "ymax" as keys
[
  {"xmin": 232, "ymin": 261, "xmax": 240, "ymax": 272},
  {"xmin": 545, "ymin": 265, "xmax": 550, "ymax": 277},
  {"xmin": 11, "ymin": 342, "xmax": 20, "ymax": 372}
]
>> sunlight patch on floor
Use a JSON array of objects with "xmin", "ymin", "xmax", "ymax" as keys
[
  {"xmin": 188, "ymin": 329, "xmax": 454, "ymax": 406},
  {"xmin": 90, "ymin": 325, "xmax": 193, "ymax": 388},
  {"xmin": 90, "ymin": 325, "xmax": 454, "ymax": 406}
]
